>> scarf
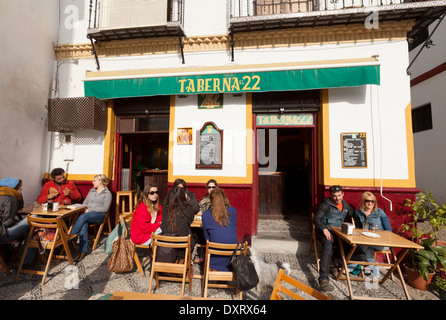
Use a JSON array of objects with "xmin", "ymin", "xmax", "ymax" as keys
[{"xmin": 0, "ymin": 186, "xmax": 22, "ymax": 201}]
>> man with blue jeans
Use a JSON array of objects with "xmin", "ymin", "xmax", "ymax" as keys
[{"xmin": 314, "ymin": 185, "xmax": 354, "ymax": 292}]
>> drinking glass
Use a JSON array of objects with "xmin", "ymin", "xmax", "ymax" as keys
[
  {"xmin": 363, "ymin": 221, "xmax": 369, "ymax": 231},
  {"xmin": 372, "ymin": 222, "xmax": 379, "ymax": 233}
]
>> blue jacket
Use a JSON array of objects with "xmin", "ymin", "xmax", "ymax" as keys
[
  {"xmin": 354, "ymin": 207, "xmax": 392, "ymax": 231},
  {"xmin": 202, "ymin": 206, "xmax": 238, "ymax": 271}
]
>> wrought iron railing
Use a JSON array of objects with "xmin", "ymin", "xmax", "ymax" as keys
[
  {"xmin": 230, "ymin": 0, "xmax": 417, "ymax": 17},
  {"xmin": 88, "ymin": 0, "xmax": 184, "ymax": 30}
]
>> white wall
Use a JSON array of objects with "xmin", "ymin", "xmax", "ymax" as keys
[
  {"xmin": 53, "ymin": 0, "xmax": 415, "ymax": 187},
  {"xmin": 0, "ymin": 0, "xmax": 59, "ymax": 204},
  {"xmin": 328, "ymin": 41, "xmax": 412, "ymax": 183},
  {"xmin": 409, "ymin": 19, "xmax": 446, "ymax": 203},
  {"xmin": 172, "ymin": 94, "xmax": 247, "ymax": 178}
]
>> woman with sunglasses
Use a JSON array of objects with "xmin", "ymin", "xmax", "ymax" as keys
[
  {"xmin": 197, "ymin": 179, "xmax": 231, "ymax": 215},
  {"xmin": 354, "ymin": 191, "xmax": 392, "ymax": 276},
  {"xmin": 130, "ymin": 183, "xmax": 162, "ymax": 246}
]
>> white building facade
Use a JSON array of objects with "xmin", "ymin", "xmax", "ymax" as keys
[{"xmin": 42, "ymin": 0, "xmax": 446, "ymax": 237}]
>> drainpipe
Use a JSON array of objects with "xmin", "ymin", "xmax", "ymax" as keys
[{"xmin": 374, "ymin": 84, "xmax": 393, "ymax": 211}]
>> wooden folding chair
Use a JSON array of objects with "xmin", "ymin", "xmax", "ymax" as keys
[
  {"xmin": 0, "ymin": 239, "xmax": 23, "ymax": 276},
  {"xmin": 0, "ymin": 255, "xmax": 10, "ymax": 275},
  {"xmin": 115, "ymin": 190, "xmax": 137, "ymax": 226},
  {"xmin": 270, "ymin": 268, "xmax": 333, "ymax": 300},
  {"xmin": 202, "ymin": 241, "xmax": 248, "ymax": 300},
  {"xmin": 149, "ymin": 233, "xmax": 192, "ymax": 296},
  {"xmin": 308, "ymin": 212, "xmax": 321, "ymax": 271},
  {"xmin": 119, "ymin": 213, "xmax": 152, "ymax": 276},
  {"xmin": 90, "ymin": 210, "xmax": 112, "ymax": 252},
  {"xmin": 15, "ymin": 215, "xmax": 77, "ymax": 285}
]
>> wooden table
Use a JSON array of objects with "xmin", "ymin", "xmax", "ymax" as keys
[
  {"xmin": 330, "ymin": 227, "xmax": 423, "ymax": 300},
  {"xmin": 110, "ymin": 291, "xmax": 219, "ymax": 300},
  {"xmin": 191, "ymin": 215, "xmax": 202, "ymax": 228},
  {"xmin": 18, "ymin": 205, "xmax": 87, "ymax": 267}
]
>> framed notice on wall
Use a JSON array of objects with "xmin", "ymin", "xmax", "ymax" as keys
[
  {"xmin": 196, "ymin": 122, "xmax": 223, "ymax": 169},
  {"xmin": 341, "ymin": 132, "xmax": 367, "ymax": 168},
  {"xmin": 177, "ymin": 128, "xmax": 192, "ymax": 145}
]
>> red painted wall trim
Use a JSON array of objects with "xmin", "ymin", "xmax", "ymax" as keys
[{"xmin": 411, "ymin": 62, "xmax": 446, "ymax": 87}]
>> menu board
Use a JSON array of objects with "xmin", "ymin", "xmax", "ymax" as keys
[{"xmin": 341, "ymin": 133, "xmax": 367, "ymax": 168}]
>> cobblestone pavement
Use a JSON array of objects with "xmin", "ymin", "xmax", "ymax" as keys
[{"xmin": 0, "ymin": 217, "xmax": 442, "ymax": 300}]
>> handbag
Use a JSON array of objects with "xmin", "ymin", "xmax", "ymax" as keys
[
  {"xmin": 104, "ymin": 220, "xmax": 127, "ymax": 255},
  {"xmin": 155, "ymin": 233, "xmax": 178, "ymax": 263},
  {"xmin": 34, "ymin": 227, "xmax": 56, "ymax": 254},
  {"xmin": 107, "ymin": 222, "xmax": 135, "ymax": 273},
  {"xmin": 231, "ymin": 242, "xmax": 259, "ymax": 291}
]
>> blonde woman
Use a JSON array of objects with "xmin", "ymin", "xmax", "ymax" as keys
[
  {"xmin": 130, "ymin": 183, "xmax": 162, "ymax": 246},
  {"xmin": 71, "ymin": 174, "xmax": 112, "ymax": 262},
  {"xmin": 202, "ymin": 187, "xmax": 237, "ymax": 271},
  {"xmin": 354, "ymin": 191, "xmax": 392, "ymax": 276}
]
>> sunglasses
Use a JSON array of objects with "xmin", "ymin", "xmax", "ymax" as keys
[
  {"xmin": 149, "ymin": 191, "xmax": 159, "ymax": 195},
  {"xmin": 329, "ymin": 185, "xmax": 343, "ymax": 192},
  {"xmin": 207, "ymin": 186, "xmax": 216, "ymax": 189},
  {"xmin": 364, "ymin": 199, "xmax": 375, "ymax": 203}
]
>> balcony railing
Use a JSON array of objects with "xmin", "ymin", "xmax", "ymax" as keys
[
  {"xmin": 230, "ymin": 0, "xmax": 422, "ymax": 17},
  {"xmin": 88, "ymin": 0, "xmax": 185, "ymax": 41}
]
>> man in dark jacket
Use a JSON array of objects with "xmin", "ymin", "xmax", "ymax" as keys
[
  {"xmin": 0, "ymin": 177, "xmax": 27, "ymax": 244},
  {"xmin": 314, "ymin": 185, "xmax": 354, "ymax": 292}
]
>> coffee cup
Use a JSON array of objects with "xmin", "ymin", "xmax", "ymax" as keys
[{"xmin": 53, "ymin": 202, "xmax": 59, "ymax": 212}]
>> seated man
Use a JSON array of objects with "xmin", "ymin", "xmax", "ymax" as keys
[
  {"xmin": 0, "ymin": 177, "xmax": 36, "ymax": 265},
  {"xmin": 37, "ymin": 168, "xmax": 82, "ymax": 205},
  {"xmin": 313, "ymin": 185, "xmax": 354, "ymax": 292}
]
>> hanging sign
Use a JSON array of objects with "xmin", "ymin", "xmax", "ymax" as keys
[{"xmin": 256, "ymin": 114, "xmax": 314, "ymax": 126}]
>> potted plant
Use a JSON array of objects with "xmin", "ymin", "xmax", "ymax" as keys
[
  {"xmin": 403, "ymin": 189, "xmax": 446, "ymax": 244},
  {"xmin": 404, "ymin": 238, "xmax": 446, "ymax": 290},
  {"xmin": 431, "ymin": 277, "xmax": 446, "ymax": 300}
]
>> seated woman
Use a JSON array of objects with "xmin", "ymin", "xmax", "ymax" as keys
[
  {"xmin": 71, "ymin": 174, "xmax": 112, "ymax": 262},
  {"xmin": 197, "ymin": 179, "xmax": 231, "ymax": 216},
  {"xmin": 130, "ymin": 183, "xmax": 162, "ymax": 246},
  {"xmin": 202, "ymin": 187, "xmax": 238, "ymax": 271},
  {"xmin": 160, "ymin": 186, "xmax": 196, "ymax": 261},
  {"xmin": 354, "ymin": 191, "xmax": 392, "ymax": 276}
]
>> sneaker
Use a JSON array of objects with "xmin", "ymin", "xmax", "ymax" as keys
[
  {"xmin": 74, "ymin": 252, "xmax": 87, "ymax": 263},
  {"xmin": 329, "ymin": 265, "xmax": 340, "ymax": 278},
  {"xmin": 318, "ymin": 279, "xmax": 334, "ymax": 292}
]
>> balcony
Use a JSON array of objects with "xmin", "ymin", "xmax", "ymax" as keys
[
  {"xmin": 87, "ymin": 0, "xmax": 185, "ymax": 42},
  {"xmin": 229, "ymin": 0, "xmax": 446, "ymax": 39}
]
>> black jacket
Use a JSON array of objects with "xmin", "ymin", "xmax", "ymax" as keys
[{"xmin": 314, "ymin": 197, "xmax": 353, "ymax": 232}]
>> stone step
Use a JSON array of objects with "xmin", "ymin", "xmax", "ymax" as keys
[{"xmin": 252, "ymin": 231, "xmax": 312, "ymax": 255}]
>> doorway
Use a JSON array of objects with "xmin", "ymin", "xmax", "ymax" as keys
[
  {"xmin": 257, "ymin": 126, "xmax": 315, "ymax": 219},
  {"xmin": 116, "ymin": 131, "xmax": 169, "ymax": 203}
]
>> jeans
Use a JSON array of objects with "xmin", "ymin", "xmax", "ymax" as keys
[
  {"xmin": 7, "ymin": 218, "xmax": 36, "ymax": 264},
  {"xmin": 71, "ymin": 211, "xmax": 105, "ymax": 253},
  {"xmin": 359, "ymin": 245, "xmax": 389, "ymax": 276},
  {"xmin": 316, "ymin": 229, "xmax": 360, "ymax": 283},
  {"xmin": 316, "ymin": 229, "xmax": 342, "ymax": 283}
]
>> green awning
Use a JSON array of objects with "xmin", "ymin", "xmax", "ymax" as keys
[{"xmin": 84, "ymin": 65, "xmax": 380, "ymax": 99}]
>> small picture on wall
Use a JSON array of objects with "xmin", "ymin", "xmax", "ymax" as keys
[{"xmin": 177, "ymin": 128, "xmax": 193, "ymax": 145}]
